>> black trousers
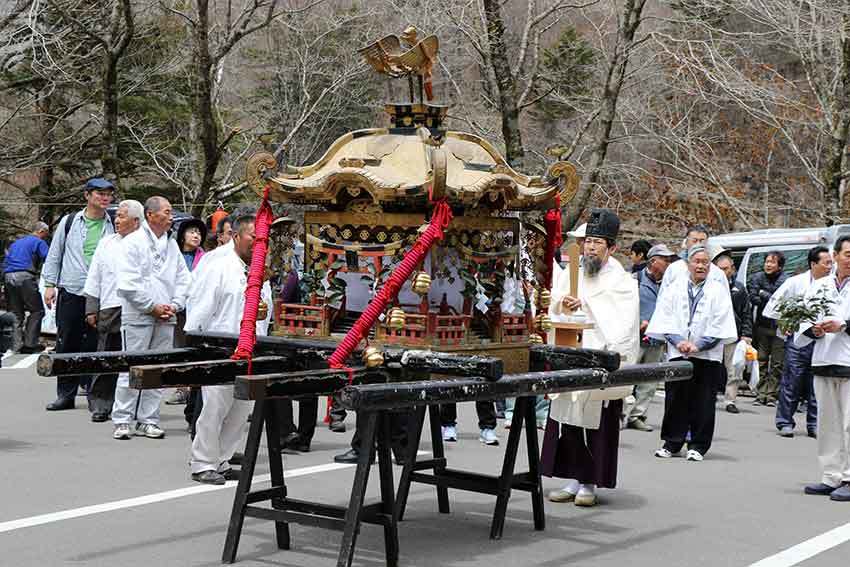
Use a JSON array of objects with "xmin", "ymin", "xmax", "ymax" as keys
[
  {"xmin": 55, "ymin": 289, "xmax": 97, "ymax": 402},
  {"xmin": 276, "ymin": 398, "xmax": 319, "ymax": 442},
  {"xmin": 4, "ymin": 272, "xmax": 44, "ymax": 349},
  {"xmin": 661, "ymin": 357, "xmax": 721, "ymax": 455},
  {"xmin": 185, "ymin": 388, "xmax": 203, "ymax": 437},
  {"xmin": 439, "ymin": 401, "xmax": 497, "ymax": 430},
  {"xmin": 351, "ymin": 410, "xmax": 410, "ymax": 457},
  {"xmin": 89, "ymin": 307, "xmax": 121, "ymax": 415}
]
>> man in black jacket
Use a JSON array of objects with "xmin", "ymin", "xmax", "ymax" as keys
[
  {"xmin": 714, "ymin": 251, "xmax": 753, "ymax": 413},
  {"xmin": 748, "ymin": 251, "xmax": 789, "ymax": 406}
]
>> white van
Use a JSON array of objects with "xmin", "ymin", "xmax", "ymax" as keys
[{"xmin": 707, "ymin": 225, "xmax": 850, "ymax": 288}]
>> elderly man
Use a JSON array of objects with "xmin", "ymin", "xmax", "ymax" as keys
[
  {"xmin": 624, "ymin": 244, "xmax": 678, "ymax": 431},
  {"xmin": 3, "ymin": 221, "xmax": 49, "ymax": 353},
  {"xmin": 42, "ymin": 178, "xmax": 115, "ymax": 411},
  {"xmin": 797, "ymin": 236, "xmax": 850, "ymax": 501},
  {"xmin": 83, "ymin": 200, "xmax": 143, "ymax": 422},
  {"xmin": 186, "ymin": 215, "xmax": 271, "ymax": 484},
  {"xmin": 712, "ymin": 250, "xmax": 753, "ymax": 414},
  {"xmin": 765, "ymin": 246, "xmax": 833, "ymax": 438},
  {"xmin": 750, "ymin": 251, "xmax": 789, "ymax": 406},
  {"xmin": 111, "ymin": 197, "xmax": 191, "ymax": 440},
  {"xmin": 647, "ymin": 245, "xmax": 738, "ymax": 461},
  {"xmin": 542, "ymin": 209, "xmax": 640, "ymax": 507}
]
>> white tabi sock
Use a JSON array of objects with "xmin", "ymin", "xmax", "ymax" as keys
[
  {"xmin": 578, "ymin": 483, "xmax": 596, "ymax": 496},
  {"xmin": 561, "ymin": 479, "xmax": 580, "ymax": 495}
]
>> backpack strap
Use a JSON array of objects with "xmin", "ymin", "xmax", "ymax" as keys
[{"xmin": 55, "ymin": 211, "xmax": 77, "ymax": 289}]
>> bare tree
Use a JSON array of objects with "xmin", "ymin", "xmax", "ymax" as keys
[{"xmin": 654, "ymin": 0, "xmax": 850, "ymax": 221}]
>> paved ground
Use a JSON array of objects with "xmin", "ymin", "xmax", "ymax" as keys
[{"xmin": 1, "ymin": 354, "xmax": 849, "ymax": 567}]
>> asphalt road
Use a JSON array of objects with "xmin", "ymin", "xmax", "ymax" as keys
[{"xmin": 1, "ymin": 354, "xmax": 848, "ymax": 567}]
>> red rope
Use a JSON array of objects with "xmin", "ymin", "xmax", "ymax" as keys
[
  {"xmin": 543, "ymin": 194, "xmax": 562, "ymax": 289},
  {"xmin": 327, "ymin": 200, "xmax": 453, "ymax": 368},
  {"xmin": 231, "ymin": 185, "xmax": 275, "ymax": 370}
]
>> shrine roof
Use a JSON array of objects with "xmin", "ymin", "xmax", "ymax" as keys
[{"xmin": 247, "ymin": 122, "xmax": 578, "ymax": 212}]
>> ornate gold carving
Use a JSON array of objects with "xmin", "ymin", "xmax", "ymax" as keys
[
  {"xmin": 547, "ymin": 161, "xmax": 580, "ymax": 204},
  {"xmin": 246, "ymin": 152, "xmax": 278, "ymax": 192}
]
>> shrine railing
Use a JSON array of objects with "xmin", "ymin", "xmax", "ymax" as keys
[{"xmin": 273, "ymin": 301, "xmax": 329, "ymax": 337}]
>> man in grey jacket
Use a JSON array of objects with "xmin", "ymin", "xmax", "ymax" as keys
[
  {"xmin": 42, "ymin": 178, "xmax": 115, "ymax": 411},
  {"xmin": 111, "ymin": 197, "xmax": 191, "ymax": 440},
  {"xmin": 624, "ymin": 244, "xmax": 677, "ymax": 430}
]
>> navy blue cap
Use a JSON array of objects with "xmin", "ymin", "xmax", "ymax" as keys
[{"xmin": 85, "ymin": 177, "xmax": 116, "ymax": 191}]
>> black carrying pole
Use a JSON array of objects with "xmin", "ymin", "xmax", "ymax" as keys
[{"xmin": 37, "ymin": 347, "xmax": 227, "ymax": 377}]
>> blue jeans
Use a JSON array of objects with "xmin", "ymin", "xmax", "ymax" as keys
[
  {"xmin": 505, "ymin": 396, "xmax": 550, "ymax": 426},
  {"xmin": 775, "ymin": 338, "xmax": 816, "ymax": 431}
]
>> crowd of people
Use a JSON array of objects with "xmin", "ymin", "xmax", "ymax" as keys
[{"xmin": 2, "ymin": 181, "xmax": 849, "ymax": 503}]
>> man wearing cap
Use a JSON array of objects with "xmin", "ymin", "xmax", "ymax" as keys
[
  {"xmin": 624, "ymin": 244, "xmax": 678, "ymax": 431},
  {"xmin": 3, "ymin": 221, "xmax": 50, "ymax": 353},
  {"xmin": 763, "ymin": 246, "xmax": 832, "ymax": 436},
  {"xmin": 647, "ymin": 245, "xmax": 738, "ymax": 462},
  {"xmin": 42, "ymin": 177, "xmax": 115, "ymax": 412},
  {"xmin": 543, "ymin": 209, "xmax": 640, "ymax": 507},
  {"xmin": 712, "ymin": 249, "xmax": 754, "ymax": 414}
]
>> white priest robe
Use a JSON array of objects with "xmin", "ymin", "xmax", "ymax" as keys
[
  {"xmin": 646, "ymin": 274, "xmax": 738, "ymax": 362},
  {"xmin": 548, "ymin": 257, "xmax": 640, "ymax": 428}
]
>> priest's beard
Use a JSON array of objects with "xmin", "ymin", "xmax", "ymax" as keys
[{"xmin": 584, "ymin": 256, "xmax": 603, "ymax": 277}]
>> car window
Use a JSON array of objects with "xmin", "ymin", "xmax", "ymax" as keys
[{"xmin": 745, "ymin": 249, "xmax": 809, "ymax": 283}]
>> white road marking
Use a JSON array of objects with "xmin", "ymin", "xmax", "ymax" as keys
[
  {"xmin": 0, "ymin": 451, "xmax": 429, "ymax": 534},
  {"xmin": 3, "ymin": 353, "xmax": 39, "ymax": 370},
  {"xmin": 748, "ymin": 521, "xmax": 850, "ymax": 567}
]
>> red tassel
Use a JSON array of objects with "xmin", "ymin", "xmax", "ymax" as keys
[
  {"xmin": 544, "ymin": 194, "xmax": 562, "ymax": 289},
  {"xmin": 231, "ymin": 185, "xmax": 275, "ymax": 371}
]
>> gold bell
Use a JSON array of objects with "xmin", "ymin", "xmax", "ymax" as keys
[
  {"xmin": 362, "ymin": 346, "xmax": 385, "ymax": 368},
  {"xmin": 538, "ymin": 289, "xmax": 551, "ymax": 309},
  {"xmin": 536, "ymin": 313, "xmax": 553, "ymax": 332},
  {"xmin": 257, "ymin": 300, "xmax": 269, "ymax": 320},
  {"xmin": 412, "ymin": 272, "xmax": 432, "ymax": 295},
  {"xmin": 388, "ymin": 307, "xmax": 406, "ymax": 330},
  {"xmin": 528, "ymin": 333, "xmax": 544, "ymax": 344}
]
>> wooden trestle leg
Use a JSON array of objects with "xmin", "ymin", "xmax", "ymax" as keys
[
  {"xmin": 222, "ymin": 398, "xmax": 268, "ymax": 563},
  {"xmin": 490, "ymin": 394, "xmax": 526, "ymax": 540},
  {"xmin": 524, "ymin": 396, "xmax": 545, "ymax": 531},
  {"xmin": 428, "ymin": 404, "xmax": 450, "ymax": 514},
  {"xmin": 395, "ymin": 405, "xmax": 427, "ymax": 522},
  {"xmin": 337, "ymin": 412, "xmax": 378, "ymax": 567},
  {"xmin": 264, "ymin": 400, "xmax": 290, "ymax": 549}
]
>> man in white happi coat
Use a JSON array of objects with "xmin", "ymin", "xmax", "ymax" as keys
[
  {"xmin": 112, "ymin": 197, "xmax": 191, "ymax": 440},
  {"xmin": 764, "ymin": 246, "xmax": 833, "ymax": 438},
  {"xmin": 186, "ymin": 215, "xmax": 271, "ymax": 485},
  {"xmin": 83, "ymin": 200, "xmax": 143, "ymax": 421},
  {"xmin": 795, "ymin": 236, "xmax": 850, "ymax": 502},
  {"xmin": 647, "ymin": 245, "xmax": 738, "ymax": 461},
  {"xmin": 541, "ymin": 209, "xmax": 640, "ymax": 507}
]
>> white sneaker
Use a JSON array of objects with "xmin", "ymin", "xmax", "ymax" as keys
[
  {"xmin": 113, "ymin": 423, "xmax": 132, "ymax": 440},
  {"xmin": 654, "ymin": 447, "xmax": 682, "ymax": 458},
  {"xmin": 442, "ymin": 425, "xmax": 457, "ymax": 442},
  {"xmin": 135, "ymin": 423, "xmax": 165, "ymax": 439},
  {"xmin": 479, "ymin": 428, "xmax": 499, "ymax": 446},
  {"xmin": 686, "ymin": 449, "xmax": 704, "ymax": 462}
]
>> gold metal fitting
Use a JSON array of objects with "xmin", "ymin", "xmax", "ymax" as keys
[
  {"xmin": 412, "ymin": 272, "xmax": 432, "ymax": 295},
  {"xmin": 257, "ymin": 300, "xmax": 269, "ymax": 321},
  {"xmin": 362, "ymin": 346, "xmax": 385, "ymax": 368},
  {"xmin": 536, "ymin": 313, "xmax": 553, "ymax": 332},
  {"xmin": 388, "ymin": 307, "xmax": 407, "ymax": 330},
  {"xmin": 528, "ymin": 333, "xmax": 544, "ymax": 344},
  {"xmin": 538, "ymin": 289, "xmax": 551, "ymax": 309}
]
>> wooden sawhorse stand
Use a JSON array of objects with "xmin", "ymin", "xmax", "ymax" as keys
[
  {"xmin": 395, "ymin": 395, "xmax": 544, "ymax": 539},
  {"xmin": 222, "ymin": 397, "xmax": 399, "ymax": 567}
]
